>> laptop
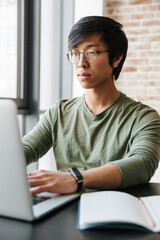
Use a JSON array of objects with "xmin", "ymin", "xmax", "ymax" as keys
[{"xmin": 0, "ymin": 99, "xmax": 80, "ymax": 221}]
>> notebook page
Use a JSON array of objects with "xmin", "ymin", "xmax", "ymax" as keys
[{"xmin": 141, "ymin": 196, "xmax": 160, "ymax": 231}]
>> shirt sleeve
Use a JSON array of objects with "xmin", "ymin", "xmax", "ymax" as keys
[
  {"xmin": 112, "ymin": 110, "xmax": 160, "ymax": 188},
  {"xmin": 22, "ymin": 105, "xmax": 56, "ymax": 165}
]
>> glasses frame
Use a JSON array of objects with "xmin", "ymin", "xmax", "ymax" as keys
[{"xmin": 67, "ymin": 49, "xmax": 109, "ymax": 64}]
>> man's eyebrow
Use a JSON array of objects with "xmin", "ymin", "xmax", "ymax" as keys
[
  {"xmin": 85, "ymin": 43, "xmax": 99, "ymax": 48},
  {"xmin": 73, "ymin": 43, "xmax": 99, "ymax": 49}
]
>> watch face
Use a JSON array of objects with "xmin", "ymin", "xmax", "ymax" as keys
[
  {"xmin": 69, "ymin": 168, "xmax": 83, "ymax": 185},
  {"xmin": 74, "ymin": 169, "xmax": 82, "ymax": 178}
]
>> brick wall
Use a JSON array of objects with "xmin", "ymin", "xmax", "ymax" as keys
[{"xmin": 103, "ymin": 0, "xmax": 160, "ymax": 115}]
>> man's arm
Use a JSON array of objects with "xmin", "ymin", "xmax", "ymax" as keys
[
  {"xmin": 22, "ymin": 108, "xmax": 55, "ymax": 165},
  {"xmin": 28, "ymin": 164, "xmax": 122, "ymax": 195},
  {"xmin": 82, "ymin": 164, "xmax": 122, "ymax": 189}
]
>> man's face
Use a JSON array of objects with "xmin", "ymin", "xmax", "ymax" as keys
[{"xmin": 72, "ymin": 34, "xmax": 114, "ymax": 90}]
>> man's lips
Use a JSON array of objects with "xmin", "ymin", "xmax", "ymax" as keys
[{"xmin": 78, "ymin": 73, "xmax": 91, "ymax": 80}]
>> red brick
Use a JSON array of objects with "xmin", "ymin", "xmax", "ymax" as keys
[
  {"xmin": 122, "ymin": 88, "xmax": 147, "ymax": 96},
  {"xmin": 134, "ymin": 73, "xmax": 149, "ymax": 79},
  {"xmin": 125, "ymin": 28, "xmax": 149, "ymax": 35},
  {"xmin": 131, "ymin": 13, "xmax": 154, "ymax": 20},
  {"xmin": 156, "ymin": 12, "xmax": 160, "ymax": 18},
  {"xmin": 146, "ymin": 96, "xmax": 160, "ymax": 101},
  {"xmin": 116, "ymin": 81, "xmax": 139, "ymax": 87},
  {"xmin": 128, "ymin": 43, "xmax": 151, "ymax": 51},
  {"xmin": 139, "ymin": 66, "xmax": 160, "ymax": 72},
  {"xmin": 149, "ymin": 59, "xmax": 160, "ymax": 65},
  {"xmin": 141, "ymin": 5, "xmax": 160, "ymax": 12},
  {"xmin": 123, "ymin": 22, "xmax": 141, "ymax": 28},
  {"xmin": 107, "ymin": 1, "xmax": 126, "ymax": 8},
  {"xmin": 118, "ymin": 75, "xmax": 160, "ymax": 85},
  {"xmin": 140, "ymin": 36, "xmax": 160, "ymax": 42},
  {"xmin": 111, "ymin": 15, "xmax": 130, "ymax": 22},
  {"xmin": 143, "ymin": 20, "xmax": 160, "ymax": 26},
  {"xmin": 147, "ymin": 81, "xmax": 160, "ymax": 87},
  {"xmin": 125, "ymin": 59, "xmax": 148, "ymax": 65},
  {"xmin": 129, "ymin": 0, "xmax": 151, "ymax": 4},
  {"xmin": 115, "ymin": 6, "xmax": 140, "ymax": 14},
  {"xmin": 127, "ymin": 36, "xmax": 138, "ymax": 42},
  {"xmin": 107, "ymin": 8, "xmax": 114, "ymax": 15},
  {"xmin": 150, "ymin": 35, "xmax": 160, "ymax": 42},
  {"xmin": 127, "ymin": 52, "xmax": 138, "ymax": 58},
  {"xmin": 122, "ymin": 67, "xmax": 137, "ymax": 72},
  {"xmin": 139, "ymin": 51, "xmax": 160, "ymax": 57},
  {"xmin": 150, "ymin": 28, "xmax": 160, "ymax": 34}
]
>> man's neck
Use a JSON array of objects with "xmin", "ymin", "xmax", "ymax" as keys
[{"xmin": 85, "ymin": 84, "xmax": 120, "ymax": 115}]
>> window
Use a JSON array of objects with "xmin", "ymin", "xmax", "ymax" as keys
[
  {"xmin": 0, "ymin": 0, "xmax": 28, "ymax": 110},
  {"xmin": 0, "ymin": 0, "xmax": 17, "ymax": 98},
  {"xmin": 0, "ymin": 0, "xmax": 75, "ymax": 171}
]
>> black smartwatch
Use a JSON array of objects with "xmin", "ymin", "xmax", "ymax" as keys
[{"xmin": 69, "ymin": 167, "xmax": 83, "ymax": 192}]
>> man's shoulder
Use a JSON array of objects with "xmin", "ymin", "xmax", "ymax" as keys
[
  {"xmin": 43, "ymin": 96, "xmax": 84, "ymax": 123},
  {"xmin": 121, "ymin": 93, "xmax": 158, "ymax": 112},
  {"xmin": 56, "ymin": 96, "xmax": 83, "ymax": 109},
  {"xmin": 120, "ymin": 93, "xmax": 160, "ymax": 122},
  {"xmin": 47, "ymin": 96, "xmax": 84, "ymax": 115}
]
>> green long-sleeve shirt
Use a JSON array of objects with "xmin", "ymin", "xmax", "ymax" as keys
[{"xmin": 22, "ymin": 93, "xmax": 160, "ymax": 188}]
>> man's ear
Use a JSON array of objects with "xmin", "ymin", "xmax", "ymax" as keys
[{"xmin": 113, "ymin": 56, "xmax": 123, "ymax": 68}]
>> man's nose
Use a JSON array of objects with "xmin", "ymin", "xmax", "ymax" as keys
[{"xmin": 78, "ymin": 53, "xmax": 88, "ymax": 67}]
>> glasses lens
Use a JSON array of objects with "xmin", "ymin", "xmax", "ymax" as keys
[
  {"xmin": 67, "ymin": 49, "xmax": 98, "ymax": 64},
  {"xmin": 68, "ymin": 51, "xmax": 79, "ymax": 64},
  {"xmin": 85, "ymin": 49, "xmax": 97, "ymax": 63}
]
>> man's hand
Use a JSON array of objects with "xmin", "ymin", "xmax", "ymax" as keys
[{"xmin": 28, "ymin": 170, "xmax": 77, "ymax": 195}]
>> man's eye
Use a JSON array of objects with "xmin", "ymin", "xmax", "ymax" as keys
[
  {"xmin": 71, "ymin": 52, "xmax": 79, "ymax": 56},
  {"xmin": 88, "ymin": 50, "xmax": 96, "ymax": 55}
]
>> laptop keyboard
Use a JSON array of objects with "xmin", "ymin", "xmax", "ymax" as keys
[{"xmin": 32, "ymin": 195, "xmax": 51, "ymax": 205}]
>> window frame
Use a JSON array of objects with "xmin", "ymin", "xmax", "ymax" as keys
[{"xmin": 17, "ymin": 0, "xmax": 27, "ymax": 110}]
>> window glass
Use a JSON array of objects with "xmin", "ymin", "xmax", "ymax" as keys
[
  {"xmin": 0, "ymin": 0, "xmax": 17, "ymax": 98},
  {"xmin": 39, "ymin": 0, "xmax": 61, "ymax": 111},
  {"xmin": 38, "ymin": 114, "xmax": 57, "ymax": 171},
  {"xmin": 17, "ymin": 114, "xmax": 23, "ymax": 137}
]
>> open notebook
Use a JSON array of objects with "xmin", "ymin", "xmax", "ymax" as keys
[
  {"xmin": 77, "ymin": 191, "xmax": 160, "ymax": 232},
  {"xmin": 0, "ymin": 99, "xmax": 79, "ymax": 221}
]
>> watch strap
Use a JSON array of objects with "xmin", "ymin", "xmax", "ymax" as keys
[{"xmin": 69, "ymin": 167, "xmax": 83, "ymax": 192}]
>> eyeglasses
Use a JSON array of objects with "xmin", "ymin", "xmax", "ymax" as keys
[{"xmin": 67, "ymin": 49, "xmax": 109, "ymax": 64}]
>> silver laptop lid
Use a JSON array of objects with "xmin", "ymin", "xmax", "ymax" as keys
[{"xmin": 0, "ymin": 99, "xmax": 34, "ymax": 221}]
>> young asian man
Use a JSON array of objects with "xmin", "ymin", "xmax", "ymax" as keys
[{"xmin": 23, "ymin": 16, "xmax": 160, "ymax": 195}]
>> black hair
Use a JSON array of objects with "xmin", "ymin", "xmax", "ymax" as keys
[{"xmin": 68, "ymin": 16, "xmax": 128, "ymax": 80}]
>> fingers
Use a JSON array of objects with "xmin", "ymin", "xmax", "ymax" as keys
[
  {"xmin": 28, "ymin": 170, "xmax": 51, "ymax": 187},
  {"xmin": 30, "ymin": 185, "xmax": 49, "ymax": 195},
  {"xmin": 28, "ymin": 170, "xmax": 52, "ymax": 183},
  {"xmin": 28, "ymin": 170, "xmax": 57, "ymax": 195},
  {"xmin": 28, "ymin": 169, "xmax": 49, "ymax": 178},
  {"xmin": 29, "ymin": 179, "xmax": 45, "ymax": 187}
]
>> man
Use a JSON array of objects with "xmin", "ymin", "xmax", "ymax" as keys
[{"xmin": 23, "ymin": 16, "xmax": 160, "ymax": 195}]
